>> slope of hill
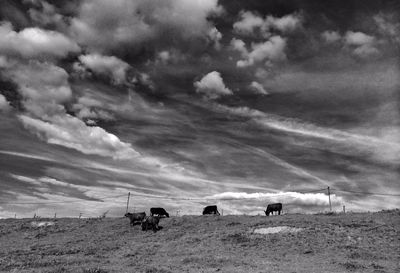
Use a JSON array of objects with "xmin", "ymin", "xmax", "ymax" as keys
[{"xmin": 0, "ymin": 210, "xmax": 399, "ymax": 273}]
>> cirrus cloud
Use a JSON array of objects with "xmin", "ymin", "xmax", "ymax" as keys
[{"xmin": 19, "ymin": 114, "xmax": 139, "ymax": 160}]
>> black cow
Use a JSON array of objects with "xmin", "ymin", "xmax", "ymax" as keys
[
  {"xmin": 125, "ymin": 212, "xmax": 146, "ymax": 226},
  {"xmin": 141, "ymin": 216, "xmax": 160, "ymax": 232},
  {"xmin": 150, "ymin": 207, "xmax": 169, "ymax": 217},
  {"xmin": 202, "ymin": 205, "xmax": 220, "ymax": 215},
  {"xmin": 265, "ymin": 203, "xmax": 282, "ymax": 216}
]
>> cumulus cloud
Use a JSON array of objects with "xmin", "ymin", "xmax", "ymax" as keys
[
  {"xmin": 72, "ymin": 96, "xmax": 114, "ymax": 124},
  {"xmin": 208, "ymin": 27, "xmax": 223, "ymax": 50},
  {"xmin": 0, "ymin": 94, "xmax": 11, "ymax": 111},
  {"xmin": 344, "ymin": 31, "xmax": 379, "ymax": 58},
  {"xmin": 233, "ymin": 36, "xmax": 287, "ymax": 67},
  {"xmin": 27, "ymin": 0, "xmax": 66, "ymax": 29},
  {"xmin": 0, "ymin": 22, "xmax": 79, "ymax": 59},
  {"xmin": 19, "ymin": 114, "xmax": 139, "ymax": 160},
  {"xmin": 344, "ymin": 31, "xmax": 374, "ymax": 46},
  {"xmin": 233, "ymin": 11, "xmax": 302, "ymax": 37},
  {"xmin": 5, "ymin": 61, "xmax": 72, "ymax": 117},
  {"xmin": 233, "ymin": 11, "xmax": 265, "ymax": 36},
  {"xmin": 194, "ymin": 71, "xmax": 233, "ymax": 99},
  {"xmin": 267, "ymin": 13, "xmax": 302, "ymax": 33},
  {"xmin": 374, "ymin": 13, "xmax": 400, "ymax": 44},
  {"xmin": 321, "ymin": 30, "xmax": 341, "ymax": 43},
  {"xmin": 249, "ymin": 81, "xmax": 268, "ymax": 95},
  {"xmin": 70, "ymin": 0, "xmax": 223, "ymax": 53},
  {"xmin": 77, "ymin": 54, "xmax": 131, "ymax": 85}
]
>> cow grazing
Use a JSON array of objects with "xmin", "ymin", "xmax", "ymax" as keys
[
  {"xmin": 150, "ymin": 207, "xmax": 169, "ymax": 218},
  {"xmin": 265, "ymin": 203, "xmax": 282, "ymax": 216},
  {"xmin": 202, "ymin": 205, "xmax": 220, "ymax": 215},
  {"xmin": 141, "ymin": 216, "xmax": 160, "ymax": 232},
  {"xmin": 125, "ymin": 212, "xmax": 146, "ymax": 226}
]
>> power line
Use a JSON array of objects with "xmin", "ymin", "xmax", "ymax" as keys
[
  {"xmin": 332, "ymin": 189, "xmax": 400, "ymax": 197},
  {"xmin": 0, "ymin": 194, "xmax": 127, "ymax": 205}
]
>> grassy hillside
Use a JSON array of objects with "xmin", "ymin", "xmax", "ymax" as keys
[{"xmin": 0, "ymin": 210, "xmax": 399, "ymax": 273}]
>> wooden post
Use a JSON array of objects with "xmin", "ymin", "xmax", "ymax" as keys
[
  {"xmin": 328, "ymin": 187, "xmax": 332, "ymax": 212},
  {"xmin": 126, "ymin": 192, "xmax": 130, "ymax": 214},
  {"xmin": 343, "ymin": 205, "xmax": 345, "ymax": 214},
  {"xmin": 14, "ymin": 214, "xmax": 16, "ymax": 219},
  {"xmin": 54, "ymin": 213, "xmax": 57, "ymax": 219}
]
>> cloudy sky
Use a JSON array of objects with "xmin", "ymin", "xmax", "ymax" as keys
[{"xmin": 0, "ymin": 0, "xmax": 399, "ymax": 217}]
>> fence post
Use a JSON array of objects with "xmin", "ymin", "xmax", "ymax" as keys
[
  {"xmin": 327, "ymin": 187, "xmax": 332, "ymax": 212},
  {"xmin": 343, "ymin": 205, "xmax": 345, "ymax": 214},
  {"xmin": 126, "ymin": 192, "xmax": 130, "ymax": 214}
]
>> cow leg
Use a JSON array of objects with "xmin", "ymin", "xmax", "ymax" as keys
[{"xmin": 278, "ymin": 210, "xmax": 281, "ymax": 215}]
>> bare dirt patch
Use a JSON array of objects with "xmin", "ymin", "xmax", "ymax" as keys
[{"xmin": 253, "ymin": 225, "xmax": 303, "ymax": 234}]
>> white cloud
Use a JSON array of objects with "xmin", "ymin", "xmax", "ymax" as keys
[
  {"xmin": 5, "ymin": 61, "xmax": 72, "ymax": 117},
  {"xmin": 235, "ymin": 36, "xmax": 287, "ymax": 67},
  {"xmin": 19, "ymin": 114, "xmax": 140, "ymax": 160},
  {"xmin": 353, "ymin": 44, "xmax": 379, "ymax": 58},
  {"xmin": 321, "ymin": 30, "xmax": 341, "ymax": 43},
  {"xmin": 27, "ymin": 0, "xmax": 65, "ymax": 29},
  {"xmin": 206, "ymin": 191, "xmax": 344, "ymax": 207},
  {"xmin": 233, "ymin": 11, "xmax": 265, "ymax": 36},
  {"xmin": 374, "ymin": 13, "xmax": 400, "ymax": 44},
  {"xmin": 0, "ymin": 22, "xmax": 79, "ymax": 59},
  {"xmin": 208, "ymin": 27, "xmax": 222, "ymax": 50},
  {"xmin": 194, "ymin": 71, "xmax": 233, "ymax": 99},
  {"xmin": 70, "ymin": 0, "xmax": 223, "ymax": 53},
  {"xmin": 343, "ymin": 31, "xmax": 379, "ymax": 58},
  {"xmin": 344, "ymin": 31, "xmax": 374, "ymax": 46},
  {"xmin": 77, "ymin": 54, "xmax": 131, "ymax": 85},
  {"xmin": 266, "ymin": 13, "xmax": 302, "ymax": 33},
  {"xmin": 0, "ymin": 94, "xmax": 11, "ymax": 111},
  {"xmin": 230, "ymin": 38, "xmax": 248, "ymax": 56},
  {"xmin": 233, "ymin": 11, "xmax": 301, "ymax": 37},
  {"xmin": 249, "ymin": 81, "xmax": 268, "ymax": 95}
]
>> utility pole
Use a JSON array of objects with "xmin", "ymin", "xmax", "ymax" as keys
[
  {"xmin": 126, "ymin": 192, "xmax": 131, "ymax": 214},
  {"xmin": 327, "ymin": 187, "xmax": 332, "ymax": 212}
]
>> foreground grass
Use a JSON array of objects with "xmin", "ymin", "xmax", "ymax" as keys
[{"xmin": 0, "ymin": 210, "xmax": 399, "ymax": 273}]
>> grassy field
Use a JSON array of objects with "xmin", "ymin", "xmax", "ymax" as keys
[{"xmin": 0, "ymin": 210, "xmax": 399, "ymax": 273}]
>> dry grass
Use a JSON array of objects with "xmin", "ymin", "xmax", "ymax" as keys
[{"xmin": 0, "ymin": 210, "xmax": 399, "ymax": 273}]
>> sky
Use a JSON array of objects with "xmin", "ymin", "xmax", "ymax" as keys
[{"xmin": 0, "ymin": 0, "xmax": 399, "ymax": 218}]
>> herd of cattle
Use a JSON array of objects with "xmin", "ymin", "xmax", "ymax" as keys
[{"xmin": 125, "ymin": 203, "xmax": 283, "ymax": 232}]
